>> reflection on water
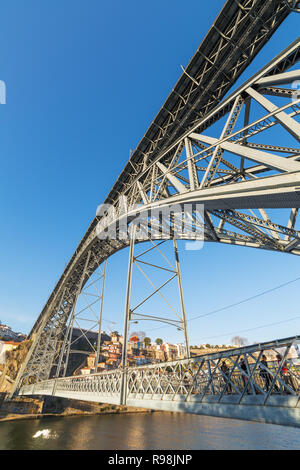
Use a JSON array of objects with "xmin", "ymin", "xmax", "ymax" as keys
[
  {"xmin": 32, "ymin": 429, "xmax": 58, "ymax": 439},
  {"xmin": 1, "ymin": 412, "xmax": 300, "ymax": 450}
]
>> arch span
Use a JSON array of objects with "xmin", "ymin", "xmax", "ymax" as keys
[{"xmin": 10, "ymin": 6, "xmax": 300, "ymax": 396}]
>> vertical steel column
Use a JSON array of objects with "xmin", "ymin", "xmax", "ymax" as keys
[
  {"xmin": 120, "ymin": 225, "xmax": 136, "ymax": 405},
  {"xmin": 173, "ymin": 238, "xmax": 190, "ymax": 359},
  {"xmin": 95, "ymin": 259, "xmax": 107, "ymax": 372},
  {"xmin": 56, "ymin": 250, "xmax": 92, "ymax": 378}
]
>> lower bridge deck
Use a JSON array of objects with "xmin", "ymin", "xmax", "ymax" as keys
[{"xmin": 18, "ymin": 335, "xmax": 300, "ymax": 428}]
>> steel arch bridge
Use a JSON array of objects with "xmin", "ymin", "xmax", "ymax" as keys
[{"xmin": 10, "ymin": 0, "xmax": 300, "ymax": 427}]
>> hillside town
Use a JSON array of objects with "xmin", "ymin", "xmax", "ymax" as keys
[
  {"xmin": 0, "ymin": 326, "xmax": 232, "ymax": 374},
  {"xmin": 71, "ymin": 332, "xmax": 256, "ymax": 375},
  {"xmin": 0, "ymin": 323, "xmax": 27, "ymax": 343},
  {"xmin": 2, "ymin": 324, "xmax": 300, "ymax": 380},
  {"xmin": 77, "ymin": 331, "xmax": 188, "ymax": 375}
]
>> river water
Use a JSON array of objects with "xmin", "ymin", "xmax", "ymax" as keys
[{"xmin": 1, "ymin": 412, "xmax": 300, "ymax": 450}]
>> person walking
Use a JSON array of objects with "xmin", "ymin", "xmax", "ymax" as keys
[
  {"xmin": 240, "ymin": 358, "xmax": 250, "ymax": 393},
  {"xmin": 259, "ymin": 354, "xmax": 273, "ymax": 392},
  {"xmin": 276, "ymin": 353, "xmax": 295, "ymax": 393},
  {"xmin": 220, "ymin": 361, "xmax": 232, "ymax": 394}
]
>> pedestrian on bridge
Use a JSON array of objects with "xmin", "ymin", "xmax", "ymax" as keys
[
  {"xmin": 240, "ymin": 358, "xmax": 250, "ymax": 394},
  {"xmin": 276, "ymin": 354, "xmax": 295, "ymax": 394},
  {"xmin": 259, "ymin": 355, "xmax": 273, "ymax": 392},
  {"xmin": 220, "ymin": 361, "xmax": 232, "ymax": 394}
]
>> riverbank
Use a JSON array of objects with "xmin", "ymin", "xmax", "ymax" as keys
[
  {"xmin": 0, "ymin": 407, "xmax": 153, "ymax": 423},
  {"xmin": 0, "ymin": 396, "xmax": 153, "ymax": 423}
]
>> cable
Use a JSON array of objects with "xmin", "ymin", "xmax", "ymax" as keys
[
  {"xmin": 146, "ymin": 274, "xmax": 300, "ymax": 334},
  {"xmin": 196, "ymin": 314, "xmax": 300, "ymax": 341},
  {"xmin": 188, "ymin": 275, "xmax": 300, "ymax": 322}
]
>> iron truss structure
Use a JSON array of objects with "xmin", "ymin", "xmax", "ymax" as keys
[
  {"xmin": 19, "ymin": 336, "xmax": 300, "ymax": 427},
  {"xmin": 10, "ymin": 0, "xmax": 300, "ymax": 400}
]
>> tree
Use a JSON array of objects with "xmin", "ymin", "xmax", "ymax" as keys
[
  {"xmin": 231, "ymin": 336, "xmax": 248, "ymax": 347},
  {"xmin": 155, "ymin": 338, "xmax": 163, "ymax": 345},
  {"xmin": 137, "ymin": 331, "xmax": 146, "ymax": 341},
  {"xmin": 144, "ymin": 337, "xmax": 151, "ymax": 346},
  {"xmin": 130, "ymin": 331, "xmax": 146, "ymax": 341}
]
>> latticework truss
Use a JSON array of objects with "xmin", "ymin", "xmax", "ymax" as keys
[{"xmin": 10, "ymin": 1, "xmax": 300, "ymax": 396}]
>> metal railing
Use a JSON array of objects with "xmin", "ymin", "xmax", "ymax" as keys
[{"xmin": 19, "ymin": 335, "xmax": 300, "ymax": 407}]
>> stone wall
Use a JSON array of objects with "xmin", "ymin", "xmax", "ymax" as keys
[
  {"xmin": 42, "ymin": 396, "xmax": 151, "ymax": 416},
  {"xmin": 0, "ymin": 397, "xmax": 43, "ymax": 417}
]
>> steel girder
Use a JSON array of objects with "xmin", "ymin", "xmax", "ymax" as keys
[
  {"xmin": 105, "ymin": 0, "xmax": 298, "ymax": 206},
  {"xmin": 10, "ymin": 3, "xmax": 300, "ymax": 395}
]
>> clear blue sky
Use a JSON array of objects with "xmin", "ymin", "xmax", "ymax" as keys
[{"xmin": 0, "ymin": 1, "xmax": 300, "ymax": 347}]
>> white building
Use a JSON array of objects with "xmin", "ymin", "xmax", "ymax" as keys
[
  {"xmin": 0, "ymin": 324, "xmax": 26, "ymax": 342},
  {"xmin": 0, "ymin": 340, "xmax": 19, "ymax": 364},
  {"xmin": 175, "ymin": 343, "xmax": 186, "ymax": 358}
]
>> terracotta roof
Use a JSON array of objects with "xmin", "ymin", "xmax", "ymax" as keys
[{"xmin": 2, "ymin": 341, "xmax": 19, "ymax": 346}]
